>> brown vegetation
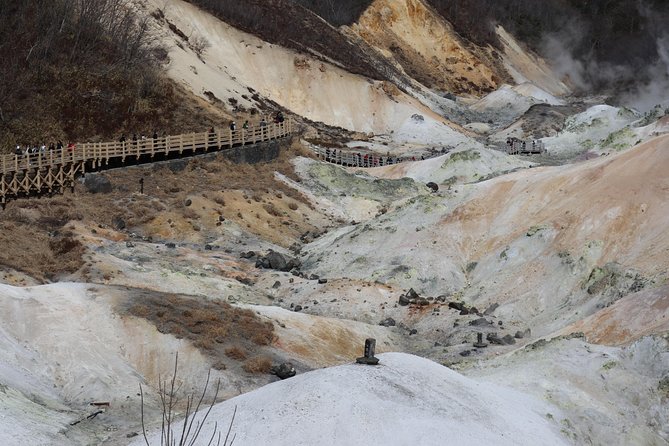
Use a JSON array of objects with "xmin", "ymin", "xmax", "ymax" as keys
[
  {"xmin": 0, "ymin": 0, "xmax": 228, "ymax": 152},
  {"xmin": 127, "ymin": 293, "xmax": 275, "ymax": 370},
  {"xmin": 225, "ymin": 346, "xmax": 248, "ymax": 361},
  {"xmin": 242, "ymin": 356, "xmax": 273, "ymax": 374},
  {"xmin": 0, "ymin": 202, "xmax": 85, "ymax": 281}
]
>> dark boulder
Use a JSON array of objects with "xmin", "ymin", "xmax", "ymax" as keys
[
  {"xmin": 260, "ymin": 250, "xmax": 301, "ymax": 272},
  {"xmin": 415, "ymin": 297, "xmax": 430, "ymax": 306},
  {"xmin": 448, "ymin": 301, "xmax": 467, "ymax": 312},
  {"xmin": 84, "ymin": 174, "xmax": 112, "ymax": 194},
  {"xmin": 502, "ymin": 334, "xmax": 517, "ymax": 345},
  {"xmin": 168, "ymin": 159, "xmax": 189, "ymax": 173},
  {"xmin": 484, "ymin": 303, "xmax": 499, "ymax": 316},
  {"xmin": 379, "ymin": 317, "xmax": 396, "ymax": 327},
  {"xmin": 271, "ymin": 363, "xmax": 296, "ymax": 380},
  {"xmin": 240, "ymin": 251, "xmax": 256, "ymax": 259},
  {"xmin": 486, "ymin": 333, "xmax": 516, "ymax": 345},
  {"xmin": 112, "ymin": 216, "xmax": 126, "ymax": 231},
  {"xmin": 469, "ymin": 318, "xmax": 490, "ymax": 327},
  {"xmin": 426, "ymin": 182, "xmax": 439, "ymax": 192},
  {"xmin": 405, "ymin": 288, "xmax": 419, "ymax": 300},
  {"xmin": 398, "ymin": 294, "xmax": 410, "ymax": 306}
]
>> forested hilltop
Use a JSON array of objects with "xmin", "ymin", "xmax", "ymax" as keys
[{"xmin": 0, "ymin": 0, "xmax": 223, "ymax": 152}]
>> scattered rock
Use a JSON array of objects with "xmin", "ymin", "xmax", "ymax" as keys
[
  {"xmin": 398, "ymin": 294, "xmax": 410, "ymax": 306},
  {"xmin": 271, "ymin": 363, "xmax": 296, "ymax": 380},
  {"xmin": 409, "ymin": 329, "xmax": 418, "ymax": 335},
  {"xmin": 426, "ymin": 182, "xmax": 439, "ymax": 192},
  {"xmin": 484, "ymin": 303, "xmax": 499, "ymax": 315},
  {"xmin": 240, "ymin": 251, "xmax": 256, "ymax": 259},
  {"xmin": 272, "ymin": 281, "xmax": 281, "ymax": 289},
  {"xmin": 112, "ymin": 216, "xmax": 126, "ymax": 231},
  {"xmin": 415, "ymin": 297, "xmax": 429, "ymax": 306},
  {"xmin": 125, "ymin": 241, "xmax": 135, "ymax": 248},
  {"xmin": 258, "ymin": 250, "xmax": 301, "ymax": 272},
  {"xmin": 218, "ymin": 215, "xmax": 225, "ymax": 222},
  {"xmin": 318, "ymin": 278, "xmax": 328, "ymax": 284},
  {"xmin": 658, "ymin": 374, "xmax": 669, "ymax": 397},
  {"xmin": 379, "ymin": 317, "xmax": 396, "ymax": 327},
  {"xmin": 165, "ymin": 242, "xmax": 176, "ymax": 249},
  {"xmin": 502, "ymin": 334, "xmax": 517, "ymax": 345},
  {"xmin": 309, "ymin": 274, "xmax": 320, "ymax": 281},
  {"xmin": 204, "ymin": 244, "xmax": 213, "ymax": 251},
  {"xmin": 448, "ymin": 301, "xmax": 467, "ymax": 312},
  {"xmin": 459, "ymin": 350, "xmax": 471, "ymax": 357},
  {"xmin": 184, "ymin": 198, "xmax": 192, "ymax": 207},
  {"xmin": 168, "ymin": 159, "xmax": 189, "ymax": 173},
  {"xmin": 469, "ymin": 318, "xmax": 490, "ymax": 327},
  {"xmin": 293, "ymin": 305, "xmax": 302, "ymax": 312},
  {"xmin": 405, "ymin": 288, "xmax": 419, "ymax": 300},
  {"xmin": 515, "ymin": 329, "xmax": 531, "ymax": 339},
  {"xmin": 84, "ymin": 173, "xmax": 112, "ymax": 194}
]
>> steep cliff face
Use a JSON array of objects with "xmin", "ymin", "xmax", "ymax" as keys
[{"xmin": 346, "ymin": 0, "xmax": 509, "ymax": 95}]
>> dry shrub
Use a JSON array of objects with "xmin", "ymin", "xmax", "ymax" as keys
[
  {"xmin": 49, "ymin": 235, "xmax": 82, "ymax": 256},
  {"xmin": 183, "ymin": 207, "xmax": 199, "ymax": 220},
  {"xmin": 130, "ymin": 304, "xmax": 151, "ymax": 318},
  {"xmin": 213, "ymin": 195, "xmax": 226, "ymax": 206},
  {"xmin": 225, "ymin": 346, "xmax": 247, "ymax": 361},
  {"xmin": 263, "ymin": 203, "xmax": 282, "ymax": 217},
  {"xmin": 288, "ymin": 202, "xmax": 298, "ymax": 211},
  {"xmin": 243, "ymin": 356, "xmax": 272, "ymax": 374},
  {"xmin": 126, "ymin": 293, "xmax": 275, "ymax": 358}
]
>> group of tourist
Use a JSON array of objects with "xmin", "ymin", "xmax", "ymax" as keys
[
  {"xmin": 323, "ymin": 148, "xmax": 425, "ymax": 167},
  {"xmin": 13, "ymin": 141, "xmax": 76, "ymax": 157}
]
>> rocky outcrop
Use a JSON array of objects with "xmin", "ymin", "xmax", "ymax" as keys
[{"xmin": 255, "ymin": 250, "xmax": 301, "ymax": 272}]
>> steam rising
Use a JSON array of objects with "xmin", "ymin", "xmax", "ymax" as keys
[{"xmin": 540, "ymin": 13, "xmax": 669, "ymax": 111}]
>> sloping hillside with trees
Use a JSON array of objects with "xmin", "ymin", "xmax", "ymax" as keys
[{"xmin": 0, "ymin": 0, "xmax": 225, "ymax": 152}]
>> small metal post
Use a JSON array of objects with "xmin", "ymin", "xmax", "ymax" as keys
[
  {"xmin": 356, "ymin": 338, "xmax": 380, "ymax": 365},
  {"xmin": 473, "ymin": 332, "xmax": 488, "ymax": 348}
]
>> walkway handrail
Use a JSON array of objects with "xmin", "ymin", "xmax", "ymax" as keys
[
  {"xmin": 311, "ymin": 146, "xmax": 443, "ymax": 168},
  {"xmin": 1, "ymin": 120, "xmax": 293, "ymax": 176}
]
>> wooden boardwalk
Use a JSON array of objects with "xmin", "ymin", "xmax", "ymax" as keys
[{"xmin": 0, "ymin": 120, "xmax": 292, "ymax": 207}]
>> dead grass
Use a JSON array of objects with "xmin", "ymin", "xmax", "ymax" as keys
[
  {"xmin": 0, "ymin": 216, "xmax": 85, "ymax": 282},
  {"xmin": 243, "ymin": 356, "xmax": 273, "ymax": 374},
  {"xmin": 127, "ymin": 293, "xmax": 275, "ymax": 364},
  {"xmin": 225, "ymin": 346, "xmax": 248, "ymax": 361}
]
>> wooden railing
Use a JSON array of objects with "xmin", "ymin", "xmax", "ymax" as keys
[
  {"xmin": 1, "ymin": 120, "xmax": 292, "ymax": 176},
  {"xmin": 311, "ymin": 146, "xmax": 443, "ymax": 167}
]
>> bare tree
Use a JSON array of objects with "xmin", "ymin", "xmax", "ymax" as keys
[{"xmin": 140, "ymin": 353, "xmax": 236, "ymax": 446}]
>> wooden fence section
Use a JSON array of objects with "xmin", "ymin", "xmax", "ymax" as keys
[
  {"xmin": 1, "ymin": 120, "xmax": 292, "ymax": 207},
  {"xmin": 311, "ymin": 146, "xmax": 440, "ymax": 168}
]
